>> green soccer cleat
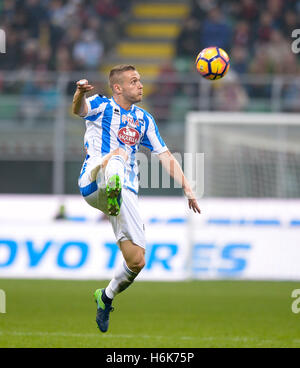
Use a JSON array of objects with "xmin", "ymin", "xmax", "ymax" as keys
[
  {"xmin": 94, "ymin": 289, "xmax": 114, "ymax": 333},
  {"xmin": 106, "ymin": 174, "xmax": 122, "ymax": 216}
]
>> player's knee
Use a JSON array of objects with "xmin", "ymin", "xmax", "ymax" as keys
[
  {"xmin": 113, "ymin": 147, "xmax": 128, "ymax": 162},
  {"xmin": 138, "ymin": 257, "xmax": 146, "ymax": 271},
  {"xmin": 90, "ymin": 164, "xmax": 101, "ymax": 181},
  {"xmin": 128, "ymin": 256, "xmax": 145, "ymax": 274}
]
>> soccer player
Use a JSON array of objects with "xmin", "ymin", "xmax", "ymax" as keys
[{"xmin": 72, "ymin": 65, "xmax": 200, "ymax": 333}]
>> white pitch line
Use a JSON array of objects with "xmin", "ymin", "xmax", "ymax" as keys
[
  {"xmin": 0, "ymin": 331, "xmax": 193, "ymax": 340},
  {"xmin": 0, "ymin": 331, "xmax": 292, "ymax": 346}
]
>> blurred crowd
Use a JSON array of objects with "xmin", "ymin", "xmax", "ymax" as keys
[
  {"xmin": 176, "ymin": 0, "xmax": 300, "ymax": 76},
  {"xmin": 0, "ymin": 0, "xmax": 132, "ymax": 124},
  {"xmin": 146, "ymin": 0, "xmax": 300, "ymax": 120},
  {"xmin": 172, "ymin": 0, "xmax": 300, "ymax": 113},
  {"xmin": 0, "ymin": 0, "xmax": 131, "ymax": 72},
  {"xmin": 0, "ymin": 0, "xmax": 299, "ymax": 119}
]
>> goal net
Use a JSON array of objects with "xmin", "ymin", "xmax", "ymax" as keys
[{"xmin": 185, "ymin": 112, "xmax": 300, "ymax": 198}]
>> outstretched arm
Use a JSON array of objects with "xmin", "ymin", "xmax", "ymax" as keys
[
  {"xmin": 158, "ymin": 150, "xmax": 201, "ymax": 214},
  {"xmin": 72, "ymin": 79, "xmax": 94, "ymax": 117}
]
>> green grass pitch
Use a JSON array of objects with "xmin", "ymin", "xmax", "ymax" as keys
[{"xmin": 0, "ymin": 279, "xmax": 299, "ymax": 348}]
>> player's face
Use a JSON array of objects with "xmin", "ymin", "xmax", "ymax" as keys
[{"xmin": 119, "ymin": 70, "xmax": 143, "ymax": 104}]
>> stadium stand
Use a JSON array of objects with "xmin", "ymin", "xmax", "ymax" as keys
[{"xmin": 0, "ymin": 0, "xmax": 299, "ymax": 194}]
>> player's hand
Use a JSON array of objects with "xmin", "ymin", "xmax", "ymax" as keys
[
  {"xmin": 188, "ymin": 198, "xmax": 201, "ymax": 214},
  {"xmin": 76, "ymin": 79, "xmax": 94, "ymax": 93},
  {"xmin": 184, "ymin": 185, "xmax": 201, "ymax": 214}
]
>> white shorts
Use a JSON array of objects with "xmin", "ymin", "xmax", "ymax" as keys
[{"xmin": 78, "ymin": 155, "xmax": 146, "ymax": 249}]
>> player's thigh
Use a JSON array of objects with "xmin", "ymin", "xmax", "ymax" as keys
[
  {"xmin": 109, "ymin": 189, "xmax": 146, "ymax": 249},
  {"xmin": 78, "ymin": 156, "xmax": 107, "ymax": 211},
  {"xmin": 102, "ymin": 147, "xmax": 128, "ymax": 169}
]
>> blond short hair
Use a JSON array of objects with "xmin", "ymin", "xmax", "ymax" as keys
[{"xmin": 109, "ymin": 65, "xmax": 136, "ymax": 91}]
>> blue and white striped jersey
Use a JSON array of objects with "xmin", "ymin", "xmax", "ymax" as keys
[{"xmin": 82, "ymin": 94, "xmax": 168, "ymax": 194}]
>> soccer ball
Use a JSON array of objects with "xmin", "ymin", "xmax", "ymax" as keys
[{"xmin": 195, "ymin": 47, "xmax": 230, "ymax": 80}]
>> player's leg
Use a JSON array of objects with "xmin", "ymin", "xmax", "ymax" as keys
[
  {"xmin": 103, "ymin": 148, "xmax": 128, "ymax": 216},
  {"xmin": 78, "ymin": 155, "xmax": 103, "ymax": 208},
  {"xmin": 79, "ymin": 148, "xmax": 128, "ymax": 215},
  {"xmin": 105, "ymin": 240, "xmax": 145, "ymax": 297},
  {"xmin": 102, "ymin": 147, "xmax": 128, "ymax": 171},
  {"xmin": 94, "ymin": 189, "xmax": 146, "ymax": 333},
  {"xmin": 88, "ymin": 147, "xmax": 127, "ymax": 182},
  {"xmin": 94, "ymin": 241, "xmax": 145, "ymax": 332},
  {"xmin": 119, "ymin": 240, "xmax": 146, "ymax": 274}
]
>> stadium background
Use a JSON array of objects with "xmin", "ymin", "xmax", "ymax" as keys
[{"xmin": 0, "ymin": 0, "xmax": 300, "ymax": 348}]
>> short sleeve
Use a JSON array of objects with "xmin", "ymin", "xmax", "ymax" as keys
[
  {"xmin": 83, "ymin": 94, "xmax": 106, "ymax": 119},
  {"xmin": 141, "ymin": 112, "xmax": 168, "ymax": 155}
]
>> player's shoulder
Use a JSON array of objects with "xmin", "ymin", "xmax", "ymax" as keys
[
  {"xmin": 134, "ymin": 105, "xmax": 156, "ymax": 124},
  {"xmin": 98, "ymin": 94, "xmax": 110, "ymax": 102},
  {"xmin": 87, "ymin": 94, "xmax": 110, "ymax": 104}
]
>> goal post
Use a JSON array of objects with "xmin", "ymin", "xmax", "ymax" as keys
[
  {"xmin": 185, "ymin": 112, "xmax": 300, "ymax": 198},
  {"xmin": 184, "ymin": 112, "xmax": 300, "ymax": 278}
]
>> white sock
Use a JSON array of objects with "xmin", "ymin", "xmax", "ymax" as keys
[
  {"xmin": 105, "ymin": 155, "xmax": 125, "ymax": 186},
  {"xmin": 105, "ymin": 261, "xmax": 138, "ymax": 299}
]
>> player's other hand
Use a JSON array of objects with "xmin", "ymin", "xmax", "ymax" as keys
[
  {"xmin": 184, "ymin": 186, "xmax": 201, "ymax": 214},
  {"xmin": 188, "ymin": 198, "xmax": 201, "ymax": 214},
  {"xmin": 76, "ymin": 79, "xmax": 94, "ymax": 93}
]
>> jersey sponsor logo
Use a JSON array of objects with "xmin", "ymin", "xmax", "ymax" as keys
[
  {"xmin": 127, "ymin": 115, "xmax": 134, "ymax": 125},
  {"xmin": 128, "ymin": 119, "xmax": 140, "ymax": 128},
  {"xmin": 121, "ymin": 114, "xmax": 141, "ymax": 128},
  {"xmin": 118, "ymin": 127, "xmax": 140, "ymax": 146}
]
